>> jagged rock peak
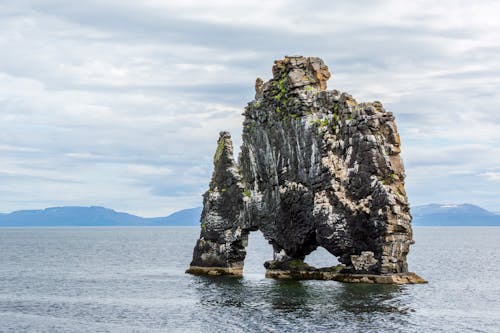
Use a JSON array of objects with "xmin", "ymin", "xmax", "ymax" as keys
[
  {"xmin": 187, "ymin": 56, "xmax": 425, "ymax": 284},
  {"xmin": 210, "ymin": 131, "xmax": 236, "ymax": 189},
  {"xmin": 274, "ymin": 56, "xmax": 330, "ymax": 90},
  {"xmin": 255, "ymin": 56, "xmax": 331, "ymax": 100}
]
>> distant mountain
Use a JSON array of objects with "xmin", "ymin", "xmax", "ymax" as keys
[
  {"xmin": 2, "ymin": 204, "xmax": 499, "ymax": 227},
  {"xmin": 148, "ymin": 207, "xmax": 203, "ymax": 226},
  {"xmin": 412, "ymin": 204, "xmax": 500, "ymax": 226},
  {"xmin": 0, "ymin": 206, "xmax": 202, "ymax": 227}
]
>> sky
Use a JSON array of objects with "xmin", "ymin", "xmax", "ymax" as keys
[{"xmin": 1, "ymin": 0, "xmax": 500, "ymax": 216}]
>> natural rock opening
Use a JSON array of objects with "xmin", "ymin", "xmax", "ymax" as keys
[
  {"xmin": 186, "ymin": 56, "xmax": 426, "ymax": 284},
  {"xmin": 243, "ymin": 230, "xmax": 273, "ymax": 278},
  {"xmin": 305, "ymin": 246, "xmax": 340, "ymax": 269}
]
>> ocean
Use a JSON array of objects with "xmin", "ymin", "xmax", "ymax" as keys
[{"xmin": 0, "ymin": 227, "xmax": 499, "ymax": 332}]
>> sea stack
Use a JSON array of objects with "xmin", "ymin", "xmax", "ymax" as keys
[{"xmin": 187, "ymin": 56, "xmax": 426, "ymax": 284}]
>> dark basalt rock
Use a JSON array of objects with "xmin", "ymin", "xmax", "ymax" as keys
[{"xmin": 186, "ymin": 56, "xmax": 426, "ymax": 284}]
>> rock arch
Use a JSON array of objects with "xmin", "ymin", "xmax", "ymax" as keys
[{"xmin": 186, "ymin": 56, "xmax": 425, "ymax": 284}]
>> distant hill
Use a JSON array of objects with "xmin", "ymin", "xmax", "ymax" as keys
[
  {"xmin": 147, "ymin": 207, "xmax": 203, "ymax": 226},
  {"xmin": 0, "ymin": 206, "xmax": 202, "ymax": 227},
  {"xmin": 1, "ymin": 204, "xmax": 499, "ymax": 227},
  {"xmin": 412, "ymin": 204, "xmax": 500, "ymax": 226}
]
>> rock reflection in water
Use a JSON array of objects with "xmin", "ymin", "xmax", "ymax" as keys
[
  {"xmin": 193, "ymin": 274, "xmax": 412, "ymax": 326},
  {"xmin": 266, "ymin": 280, "xmax": 312, "ymax": 313},
  {"xmin": 195, "ymin": 276, "xmax": 247, "ymax": 308},
  {"xmin": 334, "ymin": 283, "xmax": 410, "ymax": 314}
]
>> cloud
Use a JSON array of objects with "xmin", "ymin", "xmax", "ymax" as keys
[
  {"xmin": 0, "ymin": 0, "xmax": 499, "ymax": 215},
  {"xmin": 481, "ymin": 172, "xmax": 500, "ymax": 182}
]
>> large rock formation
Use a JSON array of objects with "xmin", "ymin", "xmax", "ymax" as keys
[{"xmin": 187, "ymin": 56, "xmax": 425, "ymax": 284}]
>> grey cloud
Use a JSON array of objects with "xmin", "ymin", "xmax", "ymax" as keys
[{"xmin": 1, "ymin": 0, "xmax": 500, "ymax": 214}]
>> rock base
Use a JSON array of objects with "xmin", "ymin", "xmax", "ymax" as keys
[
  {"xmin": 186, "ymin": 266, "xmax": 243, "ymax": 277},
  {"xmin": 186, "ymin": 265, "xmax": 427, "ymax": 284},
  {"xmin": 265, "ymin": 269, "xmax": 427, "ymax": 284}
]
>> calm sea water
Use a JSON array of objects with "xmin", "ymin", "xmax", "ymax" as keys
[{"xmin": 0, "ymin": 227, "xmax": 499, "ymax": 333}]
